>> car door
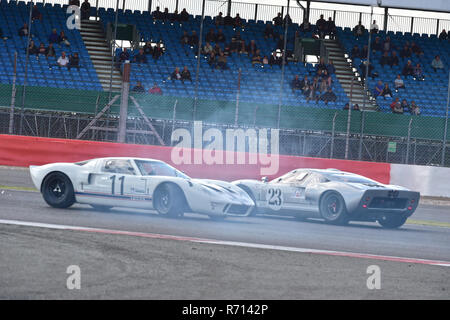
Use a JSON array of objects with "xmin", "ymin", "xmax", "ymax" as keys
[{"xmin": 79, "ymin": 159, "xmax": 142, "ymax": 207}]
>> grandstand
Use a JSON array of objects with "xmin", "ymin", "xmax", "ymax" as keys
[{"xmin": 0, "ymin": 0, "xmax": 449, "ymax": 166}]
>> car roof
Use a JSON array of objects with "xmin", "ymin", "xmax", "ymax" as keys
[{"xmin": 93, "ymin": 157, "xmax": 165, "ymax": 163}]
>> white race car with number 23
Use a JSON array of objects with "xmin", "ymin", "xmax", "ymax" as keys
[
  {"xmin": 233, "ymin": 168, "xmax": 420, "ymax": 228},
  {"xmin": 30, "ymin": 157, "xmax": 254, "ymax": 219}
]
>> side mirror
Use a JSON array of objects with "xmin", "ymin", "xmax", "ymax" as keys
[{"xmin": 261, "ymin": 176, "xmax": 268, "ymax": 183}]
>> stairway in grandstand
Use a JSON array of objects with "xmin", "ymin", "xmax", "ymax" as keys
[
  {"xmin": 323, "ymin": 38, "xmax": 378, "ymax": 111},
  {"xmin": 80, "ymin": 19, "xmax": 122, "ymax": 91}
]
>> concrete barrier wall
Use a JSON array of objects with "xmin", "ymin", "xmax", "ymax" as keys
[{"xmin": 3, "ymin": 134, "xmax": 449, "ymax": 198}]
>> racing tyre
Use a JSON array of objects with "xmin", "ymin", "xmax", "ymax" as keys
[
  {"xmin": 319, "ymin": 191, "xmax": 349, "ymax": 225},
  {"xmin": 377, "ymin": 215, "xmax": 408, "ymax": 229},
  {"xmin": 153, "ymin": 183, "xmax": 184, "ymax": 218},
  {"xmin": 42, "ymin": 172, "xmax": 75, "ymax": 208}
]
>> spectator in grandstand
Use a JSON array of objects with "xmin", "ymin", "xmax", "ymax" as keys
[
  {"xmin": 400, "ymin": 44, "xmax": 412, "ymax": 59},
  {"xmin": 48, "ymin": 29, "xmax": 59, "ymax": 44},
  {"xmin": 262, "ymin": 55, "xmax": 269, "ymax": 65},
  {"xmin": 162, "ymin": 8, "xmax": 170, "ymax": 21},
  {"xmin": 320, "ymin": 87, "xmax": 337, "ymax": 105},
  {"xmin": 213, "ymin": 43, "xmax": 221, "ymax": 55},
  {"xmin": 205, "ymin": 29, "xmax": 216, "ymax": 43},
  {"xmin": 316, "ymin": 15, "xmax": 327, "ymax": 39},
  {"xmin": 119, "ymin": 47, "xmax": 130, "ymax": 62},
  {"xmin": 372, "ymin": 80, "xmax": 384, "ymax": 98},
  {"xmin": 372, "ymin": 36, "xmax": 382, "ymax": 52},
  {"xmin": 68, "ymin": 53, "xmax": 80, "ymax": 70},
  {"xmin": 394, "ymin": 74, "xmax": 405, "ymax": 91},
  {"xmin": 389, "ymin": 51, "xmax": 399, "ymax": 68},
  {"xmin": 228, "ymin": 37, "xmax": 239, "ymax": 54},
  {"xmin": 181, "ymin": 66, "xmax": 192, "ymax": 82},
  {"xmin": 311, "ymin": 76, "xmax": 320, "ymax": 91},
  {"xmin": 323, "ymin": 70, "xmax": 332, "ymax": 87},
  {"xmin": 431, "ymin": 55, "xmax": 444, "ymax": 72},
  {"xmin": 234, "ymin": 13, "xmax": 243, "ymax": 28},
  {"xmin": 326, "ymin": 60, "xmax": 336, "ymax": 75},
  {"xmin": 207, "ymin": 52, "xmax": 217, "ymax": 69},
  {"xmin": 216, "ymin": 29, "xmax": 226, "ymax": 43},
  {"xmin": 81, "ymin": 0, "xmax": 91, "ymax": 20},
  {"xmin": 291, "ymin": 75, "xmax": 302, "ymax": 92},
  {"xmin": 152, "ymin": 43, "xmax": 163, "ymax": 60},
  {"xmin": 316, "ymin": 58, "xmax": 327, "ymax": 72},
  {"xmin": 299, "ymin": 18, "xmax": 312, "ymax": 33},
  {"xmin": 361, "ymin": 45, "xmax": 368, "ymax": 59},
  {"xmin": 58, "ymin": 31, "xmax": 70, "ymax": 46},
  {"xmin": 413, "ymin": 63, "xmax": 425, "ymax": 80},
  {"xmin": 300, "ymin": 76, "xmax": 310, "ymax": 93},
  {"xmin": 380, "ymin": 51, "xmax": 390, "ymax": 67},
  {"xmin": 390, "ymin": 97, "xmax": 403, "ymax": 114},
  {"xmin": 381, "ymin": 83, "xmax": 393, "ymax": 99},
  {"xmin": 134, "ymin": 48, "xmax": 147, "ymax": 64},
  {"xmin": 180, "ymin": 31, "xmax": 189, "ymax": 45},
  {"xmin": 56, "ymin": 51, "xmax": 69, "ymax": 68},
  {"xmin": 202, "ymin": 41, "xmax": 213, "ymax": 56},
  {"xmin": 383, "ymin": 36, "xmax": 393, "ymax": 52},
  {"xmin": 180, "ymin": 8, "xmax": 189, "ymax": 22},
  {"xmin": 283, "ymin": 14, "xmax": 292, "ymax": 27},
  {"xmin": 18, "ymin": 23, "xmax": 29, "ymax": 37},
  {"xmin": 169, "ymin": 10, "xmax": 180, "ymax": 23},
  {"xmin": 353, "ymin": 104, "xmax": 361, "ymax": 111},
  {"xmin": 319, "ymin": 79, "xmax": 328, "ymax": 94},
  {"xmin": 215, "ymin": 12, "xmax": 224, "ymax": 26},
  {"xmin": 27, "ymin": 40, "xmax": 38, "ymax": 56},
  {"xmin": 273, "ymin": 13, "xmax": 283, "ymax": 26},
  {"xmin": 45, "ymin": 43, "xmax": 56, "ymax": 58},
  {"xmin": 143, "ymin": 41, "xmax": 153, "ymax": 55},
  {"xmin": 170, "ymin": 67, "xmax": 182, "ymax": 80},
  {"xmin": 409, "ymin": 101, "xmax": 421, "ymax": 115},
  {"xmin": 326, "ymin": 17, "xmax": 336, "ymax": 39},
  {"xmin": 37, "ymin": 43, "xmax": 46, "ymax": 58},
  {"xmin": 276, "ymin": 35, "xmax": 285, "ymax": 50},
  {"xmin": 189, "ymin": 31, "xmax": 199, "ymax": 47},
  {"xmin": 217, "ymin": 52, "xmax": 229, "ymax": 70},
  {"xmin": 149, "ymin": 83, "xmax": 163, "ymax": 95},
  {"xmin": 351, "ymin": 45, "xmax": 360, "ymax": 59},
  {"xmin": 264, "ymin": 23, "xmax": 276, "ymax": 39},
  {"xmin": 343, "ymin": 103, "xmax": 350, "ymax": 110},
  {"xmin": 370, "ymin": 20, "xmax": 379, "ymax": 34},
  {"xmin": 32, "ymin": 5, "xmax": 42, "ymax": 21},
  {"xmin": 132, "ymin": 81, "xmax": 145, "ymax": 93},
  {"xmin": 353, "ymin": 21, "xmax": 365, "ymax": 37},
  {"xmin": 439, "ymin": 29, "xmax": 448, "ymax": 41},
  {"xmin": 251, "ymin": 50, "xmax": 262, "ymax": 65},
  {"xmin": 238, "ymin": 40, "xmax": 247, "ymax": 55},
  {"xmin": 359, "ymin": 60, "xmax": 376, "ymax": 80},
  {"xmin": 304, "ymin": 84, "xmax": 318, "ymax": 102},
  {"xmin": 402, "ymin": 60, "xmax": 414, "ymax": 78},
  {"xmin": 269, "ymin": 51, "xmax": 281, "ymax": 68},
  {"xmin": 411, "ymin": 41, "xmax": 424, "ymax": 57},
  {"xmin": 401, "ymin": 99, "xmax": 409, "ymax": 112},
  {"xmin": 246, "ymin": 40, "xmax": 258, "ymax": 56},
  {"xmin": 69, "ymin": 0, "xmax": 80, "ymax": 6},
  {"xmin": 152, "ymin": 6, "xmax": 163, "ymax": 20},
  {"xmin": 224, "ymin": 14, "xmax": 234, "ymax": 26}
]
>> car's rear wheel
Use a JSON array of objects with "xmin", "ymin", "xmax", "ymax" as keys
[
  {"xmin": 153, "ymin": 183, "xmax": 184, "ymax": 218},
  {"xmin": 377, "ymin": 215, "xmax": 408, "ymax": 229},
  {"xmin": 319, "ymin": 191, "xmax": 349, "ymax": 225},
  {"xmin": 42, "ymin": 172, "xmax": 75, "ymax": 208}
]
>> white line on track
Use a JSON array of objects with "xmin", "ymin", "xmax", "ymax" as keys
[{"xmin": 1, "ymin": 218, "xmax": 449, "ymax": 267}]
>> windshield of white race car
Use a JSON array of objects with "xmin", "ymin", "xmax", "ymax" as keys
[{"xmin": 135, "ymin": 160, "xmax": 189, "ymax": 179}]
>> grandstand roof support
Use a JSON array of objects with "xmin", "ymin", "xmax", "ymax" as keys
[
  {"xmin": 383, "ymin": 7, "xmax": 388, "ymax": 32},
  {"xmin": 227, "ymin": 0, "xmax": 232, "ymax": 17}
]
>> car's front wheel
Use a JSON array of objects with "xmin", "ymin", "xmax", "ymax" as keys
[
  {"xmin": 153, "ymin": 183, "xmax": 184, "ymax": 218},
  {"xmin": 377, "ymin": 215, "xmax": 408, "ymax": 229},
  {"xmin": 319, "ymin": 191, "xmax": 349, "ymax": 225},
  {"xmin": 42, "ymin": 172, "xmax": 75, "ymax": 208}
]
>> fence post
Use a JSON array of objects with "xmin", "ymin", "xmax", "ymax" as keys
[
  {"xmin": 358, "ymin": 110, "xmax": 365, "ymax": 160},
  {"xmin": 441, "ymin": 70, "xmax": 450, "ymax": 166},
  {"xmin": 234, "ymin": 68, "xmax": 241, "ymax": 126},
  {"xmin": 330, "ymin": 111, "xmax": 338, "ymax": 159},
  {"xmin": 406, "ymin": 117, "xmax": 412, "ymax": 164},
  {"xmin": 117, "ymin": 62, "xmax": 130, "ymax": 143},
  {"xmin": 345, "ymin": 78, "xmax": 354, "ymax": 159},
  {"xmin": 9, "ymin": 52, "xmax": 17, "ymax": 134},
  {"xmin": 193, "ymin": 0, "xmax": 206, "ymax": 121},
  {"xmin": 363, "ymin": 6, "xmax": 373, "ymax": 111},
  {"xmin": 254, "ymin": 4, "xmax": 258, "ymax": 21},
  {"xmin": 277, "ymin": 0, "xmax": 290, "ymax": 129}
]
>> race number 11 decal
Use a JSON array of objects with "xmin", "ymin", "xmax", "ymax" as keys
[{"xmin": 267, "ymin": 188, "xmax": 283, "ymax": 210}]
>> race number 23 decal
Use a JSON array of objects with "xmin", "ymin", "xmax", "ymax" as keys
[{"xmin": 267, "ymin": 188, "xmax": 283, "ymax": 210}]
